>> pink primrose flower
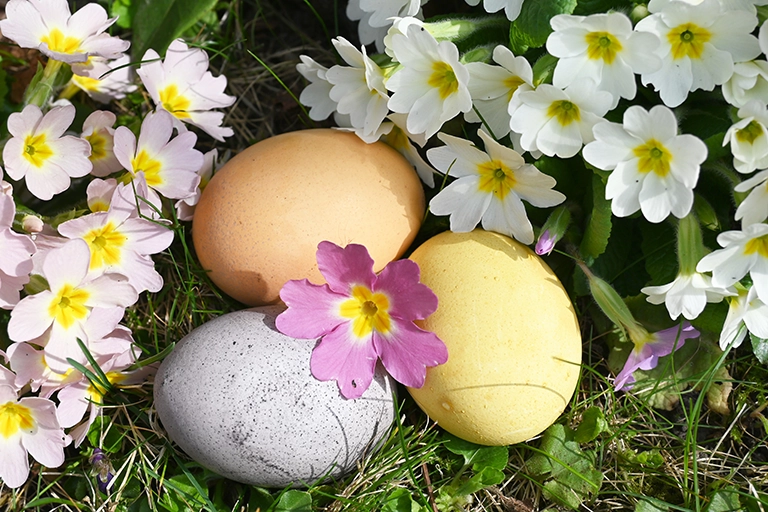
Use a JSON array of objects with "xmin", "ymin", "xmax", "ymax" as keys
[
  {"xmin": 614, "ymin": 322, "xmax": 700, "ymax": 391},
  {"xmin": 276, "ymin": 241, "xmax": 448, "ymax": 399},
  {"xmin": 0, "ymin": 194, "xmax": 36, "ymax": 309}
]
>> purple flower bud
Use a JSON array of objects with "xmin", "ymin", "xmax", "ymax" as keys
[{"xmin": 535, "ymin": 230, "xmax": 556, "ymax": 256}]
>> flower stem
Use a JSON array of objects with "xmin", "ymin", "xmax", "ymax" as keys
[{"xmin": 24, "ymin": 58, "xmax": 65, "ymax": 108}]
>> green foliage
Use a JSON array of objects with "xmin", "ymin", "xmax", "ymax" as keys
[
  {"xmin": 580, "ymin": 172, "xmax": 613, "ymax": 263},
  {"xmin": 640, "ymin": 221, "xmax": 678, "ymax": 285},
  {"xmin": 526, "ymin": 424, "xmax": 603, "ymax": 510},
  {"xmin": 574, "ymin": 406, "xmax": 610, "ymax": 443},
  {"xmin": 273, "ymin": 490, "xmax": 313, "ymax": 512},
  {"xmin": 751, "ymin": 334, "xmax": 768, "ymax": 364},
  {"xmin": 508, "ymin": 0, "xmax": 577, "ymax": 53},
  {"xmin": 129, "ymin": 0, "xmax": 220, "ymax": 60},
  {"xmin": 705, "ymin": 487, "xmax": 742, "ymax": 512}
]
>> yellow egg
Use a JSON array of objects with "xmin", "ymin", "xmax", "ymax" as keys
[
  {"xmin": 192, "ymin": 129, "xmax": 425, "ymax": 306},
  {"xmin": 407, "ymin": 230, "xmax": 582, "ymax": 446}
]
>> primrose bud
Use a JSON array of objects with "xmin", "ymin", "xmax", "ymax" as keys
[
  {"xmin": 677, "ymin": 213, "xmax": 705, "ymax": 275},
  {"xmin": 0, "ymin": 180, "xmax": 12, "ymax": 196},
  {"xmin": 630, "ymin": 4, "xmax": 650, "ymax": 23},
  {"xmin": 535, "ymin": 206, "xmax": 570, "ymax": 256},
  {"xmin": 21, "ymin": 215, "xmax": 44, "ymax": 233}
]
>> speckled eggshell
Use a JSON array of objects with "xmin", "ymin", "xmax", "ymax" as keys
[
  {"xmin": 407, "ymin": 230, "xmax": 582, "ymax": 446},
  {"xmin": 154, "ymin": 305, "xmax": 396, "ymax": 487},
  {"xmin": 192, "ymin": 129, "xmax": 425, "ymax": 306}
]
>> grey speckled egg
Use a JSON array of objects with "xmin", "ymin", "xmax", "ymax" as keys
[{"xmin": 154, "ymin": 305, "xmax": 396, "ymax": 487}]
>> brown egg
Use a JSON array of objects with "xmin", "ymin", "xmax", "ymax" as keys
[{"xmin": 192, "ymin": 129, "xmax": 425, "ymax": 305}]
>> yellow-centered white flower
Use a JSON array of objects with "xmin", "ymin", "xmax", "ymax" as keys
[{"xmin": 427, "ymin": 129, "xmax": 565, "ymax": 244}]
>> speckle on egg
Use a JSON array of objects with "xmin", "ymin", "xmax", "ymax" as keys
[{"xmin": 154, "ymin": 305, "xmax": 396, "ymax": 487}]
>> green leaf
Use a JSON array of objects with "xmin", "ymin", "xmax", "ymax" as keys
[
  {"xmin": 509, "ymin": 0, "xmax": 577, "ymax": 53},
  {"xmin": 640, "ymin": 221, "xmax": 678, "ymax": 285},
  {"xmin": 751, "ymin": 334, "xmax": 768, "ymax": 364},
  {"xmin": 273, "ymin": 490, "xmax": 312, "ymax": 512},
  {"xmin": 705, "ymin": 488, "xmax": 742, "ymax": 512},
  {"xmin": 574, "ymin": 407, "xmax": 609, "ymax": 443},
  {"xmin": 159, "ymin": 474, "xmax": 209, "ymax": 512},
  {"xmin": 573, "ymin": 0, "xmax": 629, "ymax": 15},
  {"xmin": 110, "ymin": 0, "xmax": 135, "ymax": 29},
  {"xmin": 635, "ymin": 498, "xmax": 671, "ymax": 512},
  {"xmin": 382, "ymin": 489, "xmax": 424, "ymax": 512},
  {"xmin": 443, "ymin": 433, "xmax": 508, "ymax": 471},
  {"xmin": 86, "ymin": 416, "xmax": 124, "ymax": 453},
  {"xmin": 543, "ymin": 480, "xmax": 582, "ymax": 510},
  {"xmin": 248, "ymin": 487, "xmax": 274, "ymax": 511},
  {"xmin": 130, "ymin": 0, "xmax": 219, "ymax": 60},
  {"xmin": 454, "ymin": 467, "xmax": 506, "ymax": 496},
  {"xmin": 580, "ymin": 173, "xmax": 613, "ymax": 261}
]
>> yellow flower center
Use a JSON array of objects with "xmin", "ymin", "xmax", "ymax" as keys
[
  {"xmin": 633, "ymin": 139, "xmax": 672, "ymax": 177},
  {"xmin": 159, "ymin": 84, "xmax": 191, "ymax": 119},
  {"xmin": 72, "ymin": 74, "xmax": 101, "ymax": 92},
  {"xmin": 745, "ymin": 235, "xmax": 768, "ymax": 258},
  {"xmin": 504, "ymin": 76, "xmax": 526, "ymax": 101},
  {"xmin": 668, "ymin": 23, "xmax": 711, "ymax": 60},
  {"xmin": 339, "ymin": 285, "xmax": 392, "ymax": 339},
  {"xmin": 736, "ymin": 121, "xmax": 764, "ymax": 145},
  {"xmin": 385, "ymin": 125, "xmax": 409, "ymax": 150},
  {"xmin": 477, "ymin": 160, "xmax": 516, "ymax": 200},
  {"xmin": 48, "ymin": 283, "xmax": 90, "ymax": 330},
  {"xmin": 83, "ymin": 221, "xmax": 127, "ymax": 270},
  {"xmin": 40, "ymin": 27, "xmax": 82, "ymax": 55},
  {"xmin": 547, "ymin": 100, "xmax": 581, "ymax": 126},
  {"xmin": 86, "ymin": 131, "xmax": 109, "ymax": 162},
  {"xmin": 88, "ymin": 371, "xmax": 127, "ymax": 404},
  {"xmin": 585, "ymin": 31, "xmax": 623, "ymax": 64},
  {"xmin": 0, "ymin": 402, "xmax": 35, "ymax": 438},
  {"xmin": 428, "ymin": 61, "xmax": 459, "ymax": 100},
  {"xmin": 22, "ymin": 133, "xmax": 54, "ymax": 168},
  {"xmin": 130, "ymin": 150, "xmax": 163, "ymax": 187}
]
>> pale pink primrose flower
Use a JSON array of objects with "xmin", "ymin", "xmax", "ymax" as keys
[
  {"xmin": 175, "ymin": 149, "xmax": 218, "ymax": 222},
  {"xmin": 110, "ymin": 173, "xmax": 164, "ymax": 221},
  {"xmin": 3, "ymin": 104, "xmax": 92, "ymax": 200},
  {"xmin": 0, "ymin": 0, "xmax": 129, "ymax": 69},
  {"xmin": 137, "ymin": 39, "xmax": 236, "ymax": 142},
  {"xmin": 614, "ymin": 322, "xmax": 699, "ymax": 391},
  {"xmin": 69, "ymin": 55, "xmax": 137, "ymax": 102},
  {"xmin": 81, "ymin": 110, "xmax": 122, "ymax": 178},
  {"xmin": 113, "ymin": 109, "xmax": 203, "ymax": 200},
  {"xmin": 0, "ymin": 384, "xmax": 70, "ymax": 489},
  {"xmin": 86, "ymin": 178, "xmax": 118, "ymax": 213},
  {"xmin": 7, "ymin": 239, "xmax": 138, "ymax": 373},
  {"xmin": 696, "ymin": 222, "xmax": 768, "ymax": 304},
  {"xmin": 57, "ymin": 204, "xmax": 175, "ymax": 294},
  {"xmin": 0, "ymin": 194, "xmax": 35, "ymax": 309},
  {"xmin": 276, "ymin": 242, "xmax": 448, "ymax": 399}
]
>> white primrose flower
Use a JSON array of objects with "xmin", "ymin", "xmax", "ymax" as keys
[
  {"xmin": 464, "ymin": 45, "xmax": 533, "ymax": 139},
  {"xmin": 3, "ymin": 104, "xmax": 92, "ymax": 201},
  {"xmin": 722, "ymin": 60, "xmax": 768, "ymax": 108},
  {"xmin": 718, "ymin": 285, "xmax": 768, "ymax": 350},
  {"xmin": 137, "ymin": 39, "xmax": 236, "ymax": 142},
  {"xmin": 723, "ymin": 100, "xmax": 768, "ymax": 174},
  {"xmin": 735, "ymin": 170, "xmax": 768, "ymax": 226},
  {"xmin": 347, "ymin": 1, "xmax": 391, "ymax": 53},
  {"xmin": 383, "ymin": 16, "xmax": 425, "ymax": 59},
  {"xmin": 642, "ymin": 272, "xmax": 734, "ymax": 320},
  {"xmin": 510, "ymin": 79, "xmax": 612, "ymax": 158},
  {"xmin": 635, "ymin": 0, "xmax": 760, "ymax": 108},
  {"xmin": 582, "ymin": 104, "xmax": 707, "ymax": 223},
  {"xmin": 0, "ymin": 0, "xmax": 128, "ymax": 70},
  {"xmin": 296, "ymin": 55, "xmax": 337, "ymax": 122},
  {"xmin": 357, "ymin": 0, "xmax": 425, "ymax": 28},
  {"xmin": 696, "ymin": 222, "xmax": 768, "ymax": 303},
  {"xmin": 465, "ymin": 0, "xmax": 525, "ymax": 21},
  {"xmin": 69, "ymin": 55, "xmax": 137, "ymax": 103},
  {"xmin": 546, "ymin": 12, "xmax": 662, "ymax": 110},
  {"xmin": 81, "ymin": 110, "xmax": 122, "ymax": 178},
  {"xmin": 385, "ymin": 24, "xmax": 472, "ymax": 138},
  {"xmin": 113, "ymin": 109, "xmax": 204, "ymax": 200},
  {"xmin": 426, "ymin": 130, "xmax": 565, "ymax": 244},
  {"xmin": 326, "ymin": 37, "xmax": 390, "ymax": 139},
  {"xmin": 0, "ymin": 193, "xmax": 35, "ymax": 309}
]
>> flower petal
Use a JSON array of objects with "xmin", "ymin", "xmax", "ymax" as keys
[{"xmin": 309, "ymin": 325, "xmax": 378, "ymax": 399}]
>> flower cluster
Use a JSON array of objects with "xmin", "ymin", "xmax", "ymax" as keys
[
  {"xmin": 0, "ymin": 0, "xmax": 233, "ymax": 489},
  {"xmin": 297, "ymin": 0, "xmax": 768, "ymax": 388}
]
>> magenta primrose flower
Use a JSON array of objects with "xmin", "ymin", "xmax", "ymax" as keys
[
  {"xmin": 614, "ymin": 322, "xmax": 700, "ymax": 391},
  {"xmin": 276, "ymin": 241, "xmax": 448, "ymax": 399}
]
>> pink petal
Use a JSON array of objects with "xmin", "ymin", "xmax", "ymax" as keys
[
  {"xmin": 309, "ymin": 324, "xmax": 378, "ymax": 399},
  {"xmin": 373, "ymin": 321, "xmax": 447, "ymax": 389},
  {"xmin": 8, "ymin": 292, "xmax": 55, "ymax": 342},
  {"xmin": 316, "ymin": 241, "xmax": 376, "ymax": 294},
  {"xmin": 276, "ymin": 280, "xmax": 346, "ymax": 338},
  {"xmin": 112, "ymin": 125, "xmax": 137, "ymax": 170},
  {"xmin": 374, "ymin": 259, "xmax": 437, "ymax": 320},
  {"xmin": 0, "ymin": 431, "xmax": 30, "ymax": 489},
  {"xmin": 43, "ymin": 240, "xmax": 90, "ymax": 291}
]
